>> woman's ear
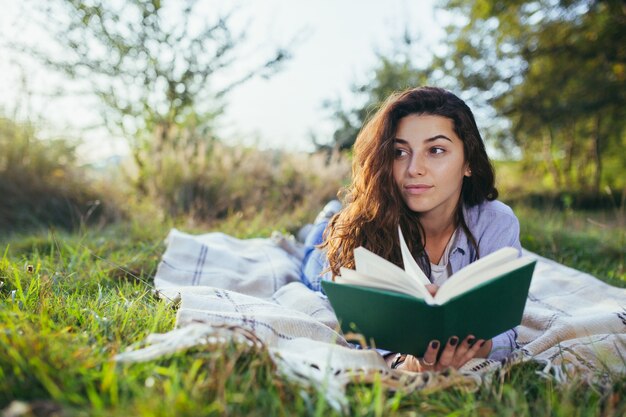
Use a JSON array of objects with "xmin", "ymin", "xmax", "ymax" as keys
[{"xmin": 464, "ymin": 165, "xmax": 472, "ymax": 177}]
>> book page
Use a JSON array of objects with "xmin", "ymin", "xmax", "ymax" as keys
[
  {"xmin": 434, "ymin": 250, "xmax": 532, "ymax": 304},
  {"xmin": 398, "ymin": 226, "xmax": 431, "ymax": 286},
  {"xmin": 435, "ymin": 256, "xmax": 534, "ymax": 304},
  {"xmin": 337, "ymin": 268, "xmax": 426, "ymax": 299},
  {"xmin": 351, "ymin": 247, "xmax": 435, "ymax": 303},
  {"xmin": 440, "ymin": 247, "xmax": 518, "ymax": 289}
]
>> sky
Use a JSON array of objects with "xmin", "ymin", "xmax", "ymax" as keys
[{"xmin": 0, "ymin": 0, "xmax": 444, "ymax": 160}]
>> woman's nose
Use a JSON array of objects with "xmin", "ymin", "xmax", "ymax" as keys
[{"xmin": 408, "ymin": 154, "xmax": 425, "ymax": 176}]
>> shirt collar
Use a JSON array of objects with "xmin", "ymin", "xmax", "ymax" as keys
[{"xmin": 449, "ymin": 202, "xmax": 478, "ymax": 259}]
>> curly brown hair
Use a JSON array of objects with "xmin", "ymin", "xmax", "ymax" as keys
[{"xmin": 322, "ymin": 86, "xmax": 498, "ymax": 278}]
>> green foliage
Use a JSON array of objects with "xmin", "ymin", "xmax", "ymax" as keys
[
  {"xmin": 0, "ymin": 116, "xmax": 119, "ymax": 231},
  {"xmin": 436, "ymin": 0, "xmax": 626, "ymax": 193},
  {"xmin": 495, "ymin": 161, "xmax": 625, "ymax": 286},
  {"xmin": 0, "ymin": 207, "xmax": 625, "ymax": 416},
  {"xmin": 322, "ymin": 0, "xmax": 625, "ymax": 194}
]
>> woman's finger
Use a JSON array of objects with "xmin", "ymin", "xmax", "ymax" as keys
[
  {"xmin": 451, "ymin": 335, "xmax": 478, "ymax": 368},
  {"xmin": 456, "ymin": 338, "xmax": 488, "ymax": 368},
  {"xmin": 425, "ymin": 284, "xmax": 439, "ymax": 297},
  {"xmin": 391, "ymin": 354, "xmax": 423, "ymax": 372},
  {"xmin": 422, "ymin": 340, "xmax": 440, "ymax": 368},
  {"xmin": 437, "ymin": 336, "xmax": 459, "ymax": 369},
  {"xmin": 402, "ymin": 354, "xmax": 421, "ymax": 371}
]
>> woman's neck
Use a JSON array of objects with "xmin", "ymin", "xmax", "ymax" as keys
[
  {"xmin": 420, "ymin": 205, "xmax": 457, "ymax": 238},
  {"xmin": 420, "ymin": 214, "xmax": 458, "ymax": 265},
  {"xmin": 423, "ymin": 220, "xmax": 457, "ymax": 245}
]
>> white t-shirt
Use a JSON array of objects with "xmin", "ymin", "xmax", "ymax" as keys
[{"xmin": 429, "ymin": 228, "xmax": 458, "ymax": 286}]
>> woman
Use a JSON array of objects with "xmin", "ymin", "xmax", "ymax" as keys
[{"xmin": 301, "ymin": 86, "xmax": 521, "ymax": 371}]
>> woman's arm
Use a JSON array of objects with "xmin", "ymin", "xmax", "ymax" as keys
[
  {"xmin": 467, "ymin": 201, "xmax": 523, "ymax": 361},
  {"xmin": 470, "ymin": 201, "xmax": 522, "ymax": 258},
  {"xmin": 488, "ymin": 329, "xmax": 518, "ymax": 361}
]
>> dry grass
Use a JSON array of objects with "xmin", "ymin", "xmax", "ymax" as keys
[
  {"xmin": 0, "ymin": 116, "xmax": 121, "ymax": 232},
  {"xmin": 136, "ymin": 141, "xmax": 350, "ymax": 227}
]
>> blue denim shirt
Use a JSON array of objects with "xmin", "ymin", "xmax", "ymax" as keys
[{"xmin": 300, "ymin": 199, "xmax": 522, "ymax": 360}]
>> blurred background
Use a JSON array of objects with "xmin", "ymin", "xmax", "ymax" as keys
[{"xmin": 0, "ymin": 0, "xmax": 624, "ymax": 238}]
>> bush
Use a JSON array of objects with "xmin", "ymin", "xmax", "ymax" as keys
[
  {"xmin": 0, "ymin": 113, "xmax": 349, "ymax": 233},
  {"xmin": 0, "ymin": 116, "xmax": 120, "ymax": 231},
  {"xmin": 140, "ymin": 141, "xmax": 350, "ymax": 225}
]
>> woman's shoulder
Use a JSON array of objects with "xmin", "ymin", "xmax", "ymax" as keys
[
  {"xmin": 464, "ymin": 199, "xmax": 518, "ymax": 226},
  {"xmin": 461, "ymin": 199, "xmax": 522, "ymax": 255}
]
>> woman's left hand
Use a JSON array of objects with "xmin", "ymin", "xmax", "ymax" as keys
[{"xmin": 395, "ymin": 335, "xmax": 492, "ymax": 372}]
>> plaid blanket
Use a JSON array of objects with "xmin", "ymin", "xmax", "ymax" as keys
[{"xmin": 116, "ymin": 228, "xmax": 626, "ymax": 407}]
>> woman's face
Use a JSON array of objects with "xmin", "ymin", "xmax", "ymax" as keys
[{"xmin": 392, "ymin": 114, "xmax": 470, "ymax": 222}]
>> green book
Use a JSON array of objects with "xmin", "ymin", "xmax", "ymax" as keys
[{"xmin": 321, "ymin": 227, "xmax": 536, "ymax": 357}]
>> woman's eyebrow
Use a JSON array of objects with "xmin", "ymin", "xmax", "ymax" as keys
[
  {"xmin": 394, "ymin": 135, "xmax": 453, "ymax": 143},
  {"xmin": 427, "ymin": 135, "xmax": 453, "ymax": 142}
]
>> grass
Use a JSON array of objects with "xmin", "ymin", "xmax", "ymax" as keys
[
  {"xmin": 514, "ymin": 204, "xmax": 625, "ymax": 287},
  {"xmin": 1, "ymin": 206, "xmax": 625, "ymax": 416}
]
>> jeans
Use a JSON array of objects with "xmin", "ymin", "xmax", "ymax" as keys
[{"xmin": 300, "ymin": 219, "xmax": 330, "ymax": 293}]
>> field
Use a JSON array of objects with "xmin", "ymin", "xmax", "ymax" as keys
[
  {"xmin": 2, "ymin": 0, "xmax": 625, "ymax": 413},
  {"xmin": 1, "ymin": 201, "xmax": 624, "ymax": 417}
]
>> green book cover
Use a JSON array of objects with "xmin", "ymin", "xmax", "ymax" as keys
[{"xmin": 321, "ymin": 256, "xmax": 536, "ymax": 357}]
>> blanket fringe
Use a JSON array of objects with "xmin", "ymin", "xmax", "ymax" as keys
[
  {"xmin": 115, "ymin": 322, "xmax": 485, "ymax": 412},
  {"xmin": 114, "ymin": 323, "xmax": 262, "ymax": 363},
  {"xmin": 535, "ymin": 358, "xmax": 568, "ymax": 383}
]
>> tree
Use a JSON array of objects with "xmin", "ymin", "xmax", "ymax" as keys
[
  {"xmin": 10, "ymin": 0, "xmax": 291, "ymax": 193},
  {"xmin": 317, "ymin": 30, "xmax": 433, "ymax": 153},
  {"xmin": 435, "ymin": 0, "xmax": 626, "ymax": 193}
]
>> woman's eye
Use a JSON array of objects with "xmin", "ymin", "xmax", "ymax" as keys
[
  {"xmin": 430, "ymin": 147, "xmax": 445, "ymax": 155},
  {"xmin": 394, "ymin": 148, "xmax": 408, "ymax": 158}
]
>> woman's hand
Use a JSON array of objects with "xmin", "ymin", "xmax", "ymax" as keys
[
  {"xmin": 390, "ymin": 336, "xmax": 493, "ymax": 372},
  {"xmin": 425, "ymin": 284, "xmax": 439, "ymax": 297},
  {"xmin": 388, "ymin": 284, "xmax": 493, "ymax": 372}
]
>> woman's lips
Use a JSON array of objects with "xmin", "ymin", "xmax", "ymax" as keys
[{"xmin": 404, "ymin": 184, "xmax": 433, "ymax": 195}]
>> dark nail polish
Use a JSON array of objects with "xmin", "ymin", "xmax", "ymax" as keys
[
  {"xmin": 479, "ymin": 340, "xmax": 486, "ymax": 348},
  {"xmin": 430, "ymin": 340, "xmax": 440, "ymax": 349},
  {"xmin": 449, "ymin": 336, "xmax": 458, "ymax": 346},
  {"xmin": 467, "ymin": 336, "xmax": 476, "ymax": 346}
]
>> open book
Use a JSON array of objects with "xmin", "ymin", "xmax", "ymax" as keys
[{"xmin": 321, "ymin": 227, "xmax": 536, "ymax": 356}]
